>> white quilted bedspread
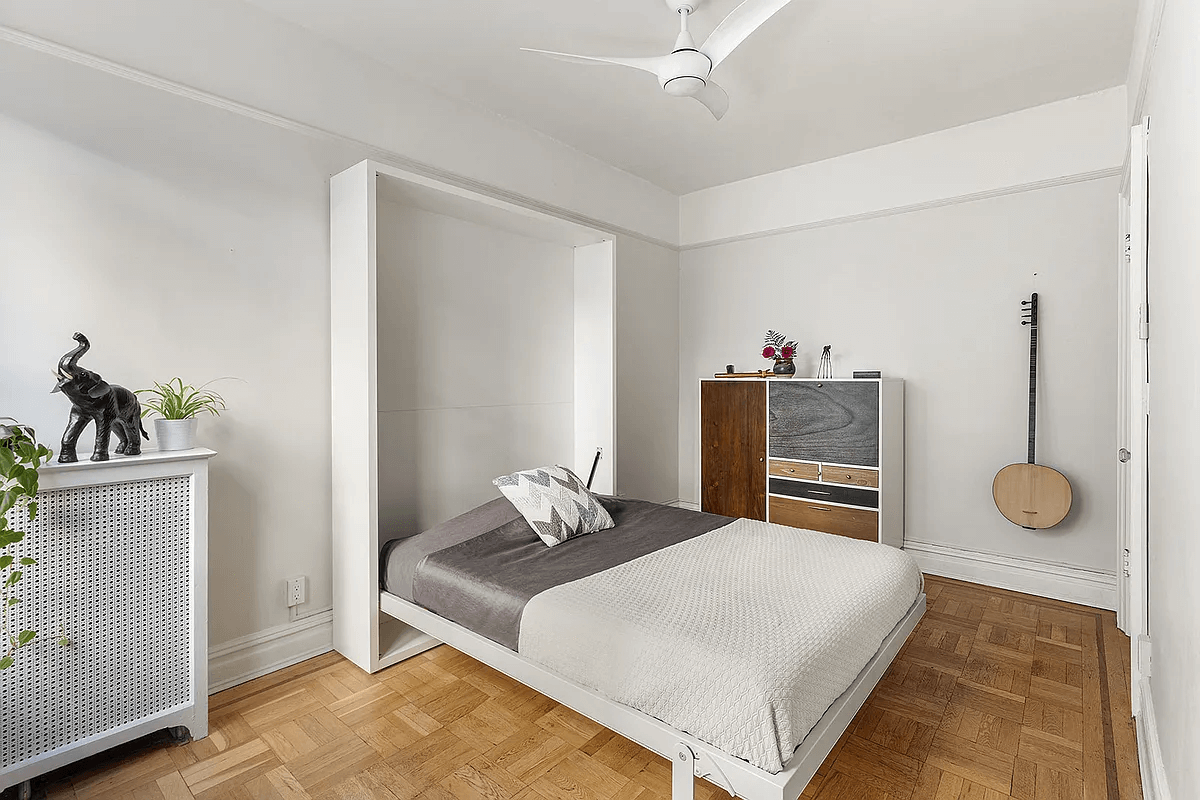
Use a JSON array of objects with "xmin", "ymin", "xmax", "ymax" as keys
[{"xmin": 517, "ymin": 518, "xmax": 923, "ymax": 773}]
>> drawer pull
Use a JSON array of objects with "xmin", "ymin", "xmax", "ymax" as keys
[
  {"xmin": 809, "ymin": 506, "xmax": 830, "ymax": 512},
  {"xmin": 810, "ymin": 490, "xmax": 830, "ymax": 495}
]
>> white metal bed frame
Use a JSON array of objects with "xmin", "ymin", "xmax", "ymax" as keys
[{"xmin": 378, "ymin": 589, "xmax": 925, "ymax": 800}]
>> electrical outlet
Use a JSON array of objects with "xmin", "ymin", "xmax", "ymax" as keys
[{"xmin": 286, "ymin": 575, "xmax": 307, "ymax": 608}]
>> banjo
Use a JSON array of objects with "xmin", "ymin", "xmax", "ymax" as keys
[{"xmin": 993, "ymin": 293, "xmax": 1072, "ymax": 529}]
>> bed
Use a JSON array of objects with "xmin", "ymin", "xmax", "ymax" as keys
[{"xmin": 377, "ymin": 495, "xmax": 925, "ymax": 800}]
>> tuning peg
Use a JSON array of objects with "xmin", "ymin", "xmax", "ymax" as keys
[
  {"xmin": 1021, "ymin": 300, "xmax": 1032, "ymax": 305},
  {"xmin": 1022, "ymin": 320, "xmax": 1031, "ymax": 325}
]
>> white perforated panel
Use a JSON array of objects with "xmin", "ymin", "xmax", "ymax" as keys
[{"xmin": 0, "ymin": 477, "xmax": 193, "ymax": 770}]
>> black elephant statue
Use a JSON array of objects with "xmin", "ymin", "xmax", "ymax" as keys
[{"xmin": 52, "ymin": 333, "xmax": 148, "ymax": 463}]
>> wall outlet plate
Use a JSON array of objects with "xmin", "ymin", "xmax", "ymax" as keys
[{"xmin": 286, "ymin": 575, "xmax": 307, "ymax": 608}]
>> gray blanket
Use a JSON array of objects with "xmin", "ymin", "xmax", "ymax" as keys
[{"xmin": 382, "ymin": 497, "xmax": 732, "ymax": 649}]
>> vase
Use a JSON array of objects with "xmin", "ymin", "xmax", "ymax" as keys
[
  {"xmin": 772, "ymin": 358, "xmax": 796, "ymax": 378},
  {"xmin": 154, "ymin": 418, "xmax": 197, "ymax": 451}
]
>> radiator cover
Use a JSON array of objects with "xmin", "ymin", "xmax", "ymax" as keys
[{"xmin": 0, "ymin": 450, "xmax": 212, "ymax": 792}]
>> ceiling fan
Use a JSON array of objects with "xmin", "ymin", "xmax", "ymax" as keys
[{"xmin": 521, "ymin": 0, "xmax": 797, "ymax": 120}]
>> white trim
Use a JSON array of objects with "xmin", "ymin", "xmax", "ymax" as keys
[
  {"xmin": 680, "ymin": 168, "xmax": 1123, "ymax": 251},
  {"xmin": 1136, "ymin": 678, "xmax": 1173, "ymax": 800},
  {"xmin": 1127, "ymin": 0, "xmax": 1168, "ymax": 125},
  {"xmin": 903, "ymin": 540, "xmax": 1117, "ymax": 610},
  {"xmin": 667, "ymin": 499, "xmax": 701, "ymax": 511},
  {"xmin": 207, "ymin": 609, "xmax": 334, "ymax": 695},
  {"xmin": 380, "ymin": 589, "xmax": 925, "ymax": 800},
  {"xmin": 0, "ymin": 25, "xmax": 675, "ymax": 252}
]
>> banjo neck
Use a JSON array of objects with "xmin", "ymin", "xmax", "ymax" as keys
[{"xmin": 1026, "ymin": 294, "xmax": 1038, "ymax": 464}]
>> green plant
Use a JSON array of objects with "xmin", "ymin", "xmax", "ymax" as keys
[
  {"xmin": 137, "ymin": 378, "xmax": 228, "ymax": 420},
  {"xmin": 0, "ymin": 418, "xmax": 54, "ymax": 670}
]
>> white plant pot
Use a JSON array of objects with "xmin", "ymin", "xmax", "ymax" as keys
[{"xmin": 154, "ymin": 418, "xmax": 197, "ymax": 452}]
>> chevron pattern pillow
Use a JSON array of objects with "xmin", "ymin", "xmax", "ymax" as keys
[{"xmin": 493, "ymin": 465, "xmax": 615, "ymax": 547}]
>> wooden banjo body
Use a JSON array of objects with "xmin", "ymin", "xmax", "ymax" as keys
[
  {"xmin": 993, "ymin": 462, "xmax": 1072, "ymax": 529},
  {"xmin": 993, "ymin": 293, "xmax": 1073, "ymax": 529}
]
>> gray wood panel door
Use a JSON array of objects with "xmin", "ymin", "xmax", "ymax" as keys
[{"xmin": 769, "ymin": 381, "xmax": 880, "ymax": 466}]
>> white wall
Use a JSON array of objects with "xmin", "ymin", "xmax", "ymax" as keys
[
  {"xmin": 0, "ymin": 109, "xmax": 340, "ymax": 649},
  {"xmin": 615, "ymin": 235, "xmax": 681, "ymax": 505},
  {"xmin": 1137, "ymin": 0, "xmax": 1200, "ymax": 794},
  {"xmin": 375, "ymin": 203, "xmax": 576, "ymax": 536},
  {"xmin": 679, "ymin": 178, "xmax": 1120, "ymax": 574}
]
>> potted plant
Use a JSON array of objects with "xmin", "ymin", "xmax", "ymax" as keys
[
  {"xmin": 0, "ymin": 418, "xmax": 54, "ymax": 670},
  {"xmin": 137, "ymin": 378, "xmax": 227, "ymax": 452},
  {"xmin": 762, "ymin": 330, "xmax": 799, "ymax": 378}
]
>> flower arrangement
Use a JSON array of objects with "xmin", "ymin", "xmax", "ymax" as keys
[{"xmin": 762, "ymin": 330, "xmax": 797, "ymax": 362}]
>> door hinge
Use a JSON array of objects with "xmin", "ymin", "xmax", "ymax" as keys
[
  {"xmin": 1139, "ymin": 302, "xmax": 1150, "ymax": 340},
  {"xmin": 1122, "ymin": 549, "xmax": 1131, "ymax": 578}
]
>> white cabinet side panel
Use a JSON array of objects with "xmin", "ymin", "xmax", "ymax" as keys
[
  {"xmin": 574, "ymin": 241, "xmax": 615, "ymax": 493},
  {"xmin": 330, "ymin": 161, "xmax": 379, "ymax": 671}
]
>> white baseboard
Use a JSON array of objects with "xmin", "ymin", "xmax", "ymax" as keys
[
  {"xmin": 902, "ymin": 539, "xmax": 1117, "ymax": 610},
  {"xmin": 208, "ymin": 609, "xmax": 334, "ymax": 694},
  {"xmin": 667, "ymin": 498, "xmax": 701, "ymax": 511},
  {"xmin": 1137, "ymin": 678, "xmax": 1173, "ymax": 800}
]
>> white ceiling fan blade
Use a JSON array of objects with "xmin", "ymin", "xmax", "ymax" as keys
[
  {"xmin": 520, "ymin": 48, "xmax": 668, "ymax": 77},
  {"xmin": 701, "ymin": 0, "xmax": 797, "ymax": 70},
  {"xmin": 693, "ymin": 80, "xmax": 729, "ymax": 120}
]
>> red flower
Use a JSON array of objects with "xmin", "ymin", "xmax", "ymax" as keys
[
  {"xmin": 781, "ymin": 346, "xmax": 795, "ymax": 359},
  {"xmin": 762, "ymin": 346, "xmax": 776, "ymax": 359}
]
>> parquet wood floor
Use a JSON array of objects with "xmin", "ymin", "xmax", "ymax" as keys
[{"xmin": 13, "ymin": 576, "xmax": 1142, "ymax": 800}]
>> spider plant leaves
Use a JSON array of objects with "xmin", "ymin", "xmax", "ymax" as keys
[{"xmin": 137, "ymin": 377, "xmax": 229, "ymax": 420}]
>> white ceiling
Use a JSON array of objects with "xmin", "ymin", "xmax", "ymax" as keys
[{"xmin": 243, "ymin": 0, "xmax": 1138, "ymax": 195}]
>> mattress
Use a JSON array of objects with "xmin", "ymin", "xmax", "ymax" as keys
[
  {"xmin": 380, "ymin": 499, "xmax": 923, "ymax": 773},
  {"xmin": 381, "ymin": 497, "xmax": 733, "ymax": 649}
]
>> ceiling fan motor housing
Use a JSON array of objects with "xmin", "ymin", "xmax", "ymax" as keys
[{"xmin": 658, "ymin": 49, "xmax": 712, "ymax": 96}]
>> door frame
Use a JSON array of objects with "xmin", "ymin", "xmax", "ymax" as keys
[{"xmin": 1118, "ymin": 118, "xmax": 1150, "ymax": 712}]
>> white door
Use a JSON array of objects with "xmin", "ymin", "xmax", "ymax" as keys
[{"xmin": 1119, "ymin": 119, "xmax": 1150, "ymax": 712}]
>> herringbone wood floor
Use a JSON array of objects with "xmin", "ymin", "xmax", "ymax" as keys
[{"xmin": 17, "ymin": 576, "xmax": 1142, "ymax": 800}]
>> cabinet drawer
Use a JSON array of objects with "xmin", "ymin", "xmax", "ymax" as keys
[
  {"xmin": 768, "ymin": 460, "xmax": 819, "ymax": 480},
  {"xmin": 820, "ymin": 465, "xmax": 879, "ymax": 488},
  {"xmin": 769, "ymin": 496, "xmax": 879, "ymax": 542},
  {"xmin": 769, "ymin": 478, "xmax": 878, "ymax": 509}
]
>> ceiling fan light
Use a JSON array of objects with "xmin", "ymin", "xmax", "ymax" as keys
[{"xmin": 663, "ymin": 75, "xmax": 705, "ymax": 97}]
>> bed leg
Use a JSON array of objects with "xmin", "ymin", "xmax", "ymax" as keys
[{"xmin": 672, "ymin": 743, "xmax": 696, "ymax": 800}]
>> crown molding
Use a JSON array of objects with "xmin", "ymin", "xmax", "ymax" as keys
[
  {"xmin": 680, "ymin": 166, "xmax": 1124, "ymax": 251},
  {"xmin": 0, "ymin": 24, "xmax": 678, "ymax": 251}
]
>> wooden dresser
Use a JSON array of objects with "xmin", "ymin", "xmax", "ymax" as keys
[{"xmin": 700, "ymin": 378, "xmax": 904, "ymax": 547}]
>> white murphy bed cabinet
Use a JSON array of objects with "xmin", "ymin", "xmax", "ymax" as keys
[
  {"xmin": 330, "ymin": 159, "xmax": 617, "ymax": 674},
  {"xmin": 0, "ymin": 449, "xmax": 213, "ymax": 794},
  {"xmin": 329, "ymin": 161, "xmax": 925, "ymax": 800}
]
